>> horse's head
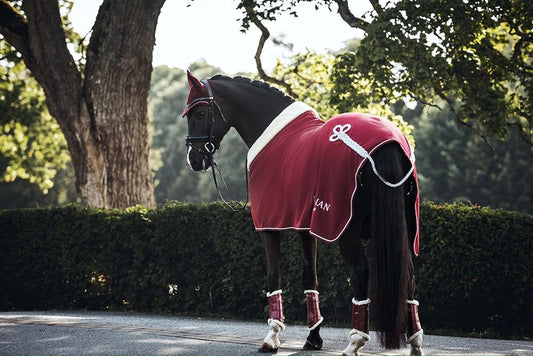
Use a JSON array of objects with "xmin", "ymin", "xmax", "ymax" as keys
[{"xmin": 182, "ymin": 71, "xmax": 230, "ymax": 171}]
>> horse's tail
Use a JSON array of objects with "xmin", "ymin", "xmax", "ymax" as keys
[{"xmin": 366, "ymin": 143, "xmax": 412, "ymax": 349}]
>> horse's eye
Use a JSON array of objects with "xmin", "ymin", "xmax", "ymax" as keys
[{"xmin": 196, "ymin": 110, "xmax": 206, "ymax": 118}]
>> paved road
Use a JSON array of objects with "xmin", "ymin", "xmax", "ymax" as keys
[{"xmin": 1, "ymin": 311, "xmax": 531, "ymax": 355}]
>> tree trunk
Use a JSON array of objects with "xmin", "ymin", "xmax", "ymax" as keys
[
  {"xmin": 0, "ymin": 0, "xmax": 163, "ymax": 208},
  {"xmin": 80, "ymin": 0, "xmax": 162, "ymax": 208}
]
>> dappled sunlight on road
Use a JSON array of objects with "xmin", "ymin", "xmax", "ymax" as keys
[{"xmin": 1, "ymin": 311, "xmax": 532, "ymax": 355}]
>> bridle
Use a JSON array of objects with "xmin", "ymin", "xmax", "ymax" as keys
[
  {"xmin": 184, "ymin": 79, "xmax": 223, "ymax": 157},
  {"xmin": 184, "ymin": 79, "xmax": 248, "ymax": 210}
]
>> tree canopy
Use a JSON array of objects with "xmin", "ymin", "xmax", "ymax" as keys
[{"xmin": 240, "ymin": 0, "xmax": 533, "ymax": 145}]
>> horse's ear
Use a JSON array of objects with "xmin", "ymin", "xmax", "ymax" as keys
[
  {"xmin": 183, "ymin": 70, "xmax": 209, "ymax": 117},
  {"xmin": 187, "ymin": 70, "xmax": 205, "ymax": 93}
]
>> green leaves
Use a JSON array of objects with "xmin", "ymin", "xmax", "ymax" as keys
[
  {"xmin": 273, "ymin": 50, "xmax": 416, "ymax": 145},
  {"xmin": 0, "ymin": 61, "xmax": 70, "ymax": 193},
  {"xmin": 352, "ymin": 0, "xmax": 532, "ymax": 143},
  {"xmin": 239, "ymin": 0, "xmax": 532, "ymax": 144}
]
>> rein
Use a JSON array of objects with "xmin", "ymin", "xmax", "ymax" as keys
[{"xmin": 185, "ymin": 79, "xmax": 248, "ymax": 211}]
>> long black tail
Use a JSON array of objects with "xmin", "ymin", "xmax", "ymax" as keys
[{"xmin": 366, "ymin": 143, "xmax": 412, "ymax": 349}]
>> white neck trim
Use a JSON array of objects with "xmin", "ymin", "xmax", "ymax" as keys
[{"xmin": 247, "ymin": 102, "xmax": 318, "ymax": 169}]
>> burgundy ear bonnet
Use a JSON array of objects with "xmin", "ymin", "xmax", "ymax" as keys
[{"xmin": 182, "ymin": 70, "xmax": 211, "ymax": 117}]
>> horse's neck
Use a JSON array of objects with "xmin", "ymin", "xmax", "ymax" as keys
[
  {"xmin": 215, "ymin": 81, "xmax": 291, "ymax": 148},
  {"xmin": 234, "ymin": 99, "xmax": 291, "ymax": 148}
]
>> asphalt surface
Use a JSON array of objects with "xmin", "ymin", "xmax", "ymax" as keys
[{"xmin": 1, "ymin": 311, "xmax": 532, "ymax": 355}]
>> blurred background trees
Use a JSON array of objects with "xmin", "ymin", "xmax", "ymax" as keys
[{"xmin": 1, "ymin": 0, "xmax": 531, "ymax": 214}]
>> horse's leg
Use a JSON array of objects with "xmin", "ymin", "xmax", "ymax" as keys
[
  {"xmin": 406, "ymin": 261, "xmax": 424, "ymax": 355},
  {"xmin": 407, "ymin": 299, "xmax": 423, "ymax": 355},
  {"xmin": 259, "ymin": 231, "xmax": 285, "ymax": 353},
  {"xmin": 300, "ymin": 231, "xmax": 324, "ymax": 350},
  {"xmin": 405, "ymin": 189, "xmax": 424, "ymax": 356},
  {"xmin": 338, "ymin": 222, "xmax": 371, "ymax": 356}
]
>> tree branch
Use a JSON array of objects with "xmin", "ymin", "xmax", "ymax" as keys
[
  {"xmin": 0, "ymin": 0, "xmax": 30, "ymax": 56},
  {"xmin": 20, "ymin": 0, "xmax": 83, "ymax": 130},
  {"xmin": 433, "ymin": 87, "xmax": 496, "ymax": 148},
  {"xmin": 333, "ymin": 0, "xmax": 370, "ymax": 31},
  {"xmin": 244, "ymin": 5, "xmax": 297, "ymax": 98},
  {"xmin": 368, "ymin": 0, "xmax": 383, "ymax": 14}
]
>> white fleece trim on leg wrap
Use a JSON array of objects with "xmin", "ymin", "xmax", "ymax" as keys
[
  {"xmin": 304, "ymin": 289, "xmax": 324, "ymax": 330},
  {"xmin": 407, "ymin": 329, "xmax": 424, "ymax": 344},
  {"xmin": 266, "ymin": 289, "xmax": 282, "ymax": 297},
  {"xmin": 349, "ymin": 328, "xmax": 371, "ymax": 340},
  {"xmin": 342, "ymin": 329, "xmax": 371, "ymax": 356},
  {"xmin": 308, "ymin": 317, "xmax": 324, "ymax": 331},
  {"xmin": 351, "ymin": 298, "xmax": 371, "ymax": 306}
]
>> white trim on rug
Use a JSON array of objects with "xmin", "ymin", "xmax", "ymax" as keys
[{"xmin": 247, "ymin": 102, "xmax": 319, "ymax": 169}]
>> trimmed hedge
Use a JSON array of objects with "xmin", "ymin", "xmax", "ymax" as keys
[
  {"xmin": 415, "ymin": 203, "xmax": 532, "ymax": 338},
  {"xmin": 0, "ymin": 202, "xmax": 531, "ymax": 339}
]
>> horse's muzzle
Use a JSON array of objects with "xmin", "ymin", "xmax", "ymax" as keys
[{"xmin": 186, "ymin": 143, "xmax": 215, "ymax": 171}]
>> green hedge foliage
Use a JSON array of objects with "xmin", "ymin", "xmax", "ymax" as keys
[{"xmin": 0, "ymin": 202, "xmax": 531, "ymax": 339}]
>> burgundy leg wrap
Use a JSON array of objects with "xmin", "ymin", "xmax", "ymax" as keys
[
  {"xmin": 351, "ymin": 298, "xmax": 370, "ymax": 333},
  {"xmin": 267, "ymin": 290, "xmax": 284, "ymax": 323},
  {"xmin": 305, "ymin": 290, "xmax": 324, "ymax": 329},
  {"xmin": 407, "ymin": 300, "xmax": 422, "ymax": 338}
]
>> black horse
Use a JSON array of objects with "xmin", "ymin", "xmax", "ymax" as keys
[{"xmin": 182, "ymin": 71, "xmax": 424, "ymax": 356}]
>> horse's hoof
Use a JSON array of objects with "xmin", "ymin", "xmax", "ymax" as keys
[
  {"xmin": 408, "ymin": 330, "xmax": 423, "ymax": 355},
  {"xmin": 341, "ymin": 352, "xmax": 360, "ymax": 356},
  {"xmin": 410, "ymin": 345, "xmax": 423, "ymax": 356},
  {"xmin": 258, "ymin": 342, "xmax": 278, "ymax": 353},
  {"xmin": 342, "ymin": 329, "xmax": 369, "ymax": 356},
  {"xmin": 303, "ymin": 338, "xmax": 323, "ymax": 350}
]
